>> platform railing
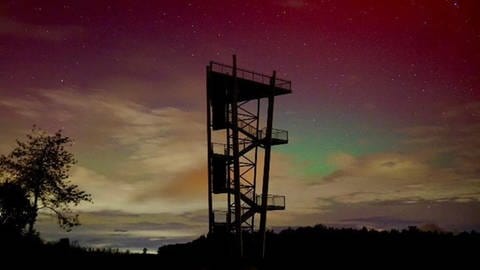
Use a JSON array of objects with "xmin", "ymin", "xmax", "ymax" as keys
[
  {"xmin": 210, "ymin": 61, "xmax": 291, "ymax": 90},
  {"xmin": 211, "ymin": 139, "xmax": 251, "ymax": 156},
  {"xmin": 258, "ymin": 128, "xmax": 288, "ymax": 142},
  {"xmin": 237, "ymin": 118, "xmax": 288, "ymax": 143},
  {"xmin": 255, "ymin": 194, "xmax": 286, "ymax": 209}
]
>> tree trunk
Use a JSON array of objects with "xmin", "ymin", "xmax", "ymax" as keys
[{"xmin": 28, "ymin": 186, "xmax": 39, "ymax": 235}]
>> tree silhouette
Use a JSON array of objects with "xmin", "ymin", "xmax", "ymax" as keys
[
  {"xmin": 0, "ymin": 126, "xmax": 91, "ymax": 233},
  {"xmin": 0, "ymin": 181, "xmax": 33, "ymax": 234}
]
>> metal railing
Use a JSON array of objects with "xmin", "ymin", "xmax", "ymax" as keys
[
  {"xmin": 237, "ymin": 118, "xmax": 288, "ymax": 143},
  {"xmin": 210, "ymin": 61, "xmax": 291, "ymax": 90},
  {"xmin": 237, "ymin": 118, "xmax": 258, "ymax": 137},
  {"xmin": 259, "ymin": 128, "xmax": 288, "ymax": 142},
  {"xmin": 255, "ymin": 194, "xmax": 286, "ymax": 209},
  {"xmin": 211, "ymin": 139, "xmax": 251, "ymax": 156}
]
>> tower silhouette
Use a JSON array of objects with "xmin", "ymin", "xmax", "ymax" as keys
[{"xmin": 206, "ymin": 55, "xmax": 292, "ymax": 257}]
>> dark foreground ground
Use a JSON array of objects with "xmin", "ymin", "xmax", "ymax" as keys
[{"xmin": 1, "ymin": 225, "xmax": 479, "ymax": 269}]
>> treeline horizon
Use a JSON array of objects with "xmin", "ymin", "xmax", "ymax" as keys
[{"xmin": 1, "ymin": 222, "xmax": 478, "ymax": 268}]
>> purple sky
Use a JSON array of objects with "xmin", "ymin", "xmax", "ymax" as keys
[{"xmin": 1, "ymin": 0, "xmax": 479, "ymax": 251}]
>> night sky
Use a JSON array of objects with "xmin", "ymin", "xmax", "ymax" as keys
[{"xmin": 1, "ymin": 0, "xmax": 479, "ymax": 252}]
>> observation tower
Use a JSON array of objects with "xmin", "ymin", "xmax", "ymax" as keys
[{"xmin": 206, "ymin": 55, "xmax": 292, "ymax": 257}]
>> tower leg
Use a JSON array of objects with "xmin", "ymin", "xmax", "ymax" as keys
[
  {"xmin": 206, "ymin": 65, "xmax": 214, "ymax": 234},
  {"xmin": 231, "ymin": 55, "xmax": 243, "ymax": 257},
  {"xmin": 259, "ymin": 71, "xmax": 276, "ymax": 258}
]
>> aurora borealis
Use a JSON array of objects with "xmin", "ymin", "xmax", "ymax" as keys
[{"xmin": 1, "ymin": 1, "xmax": 479, "ymax": 251}]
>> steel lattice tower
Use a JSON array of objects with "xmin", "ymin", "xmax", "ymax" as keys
[{"xmin": 206, "ymin": 55, "xmax": 292, "ymax": 257}]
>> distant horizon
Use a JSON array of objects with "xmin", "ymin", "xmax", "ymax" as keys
[
  {"xmin": 37, "ymin": 220, "xmax": 477, "ymax": 253},
  {"xmin": 2, "ymin": 0, "xmax": 479, "ymax": 252},
  {"xmin": 35, "ymin": 209, "xmax": 479, "ymax": 252}
]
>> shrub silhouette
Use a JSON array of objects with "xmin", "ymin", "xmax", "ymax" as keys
[{"xmin": 0, "ymin": 181, "xmax": 32, "ymax": 234}]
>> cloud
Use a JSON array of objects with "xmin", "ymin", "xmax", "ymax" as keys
[
  {"xmin": 0, "ymin": 18, "xmax": 85, "ymax": 41},
  {"xmin": 137, "ymin": 166, "xmax": 207, "ymax": 201},
  {"xmin": 398, "ymin": 103, "xmax": 480, "ymax": 178},
  {"xmin": 0, "ymin": 88, "xmax": 207, "ymax": 213},
  {"xmin": 440, "ymin": 101, "xmax": 480, "ymax": 120},
  {"xmin": 69, "ymin": 166, "xmax": 133, "ymax": 211},
  {"xmin": 312, "ymin": 102, "xmax": 480, "ymax": 208},
  {"xmin": 36, "ymin": 209, "xmax": 205, "ymax": 252},
  {"xmin": 327, "ymin": 152, "xmax": 356, "ymax": 169},
  {"xmin": 270, "ymin": 200, "xmax": 480, "ymax": 232},
  {"xmin": 323, "ymin": 152, "xmax": 431, "ymax": 182},
  {"xmin": 0, "ymin": 97, "xmax": 45, "ymax": 119},
  {"xmin": 317, "ymin": 151, "xmax": 480, "ymax": 205},
  {"xmin": 92, "ymin": 76, "xmax": 204, "ymax": 109},
  {"xmin": 340, "ymin": 216, "xmax": 422, "ymax": 229},
  {"xmin": 3, "ymin": 83, "xmax": 478, "ymax": 246}
]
